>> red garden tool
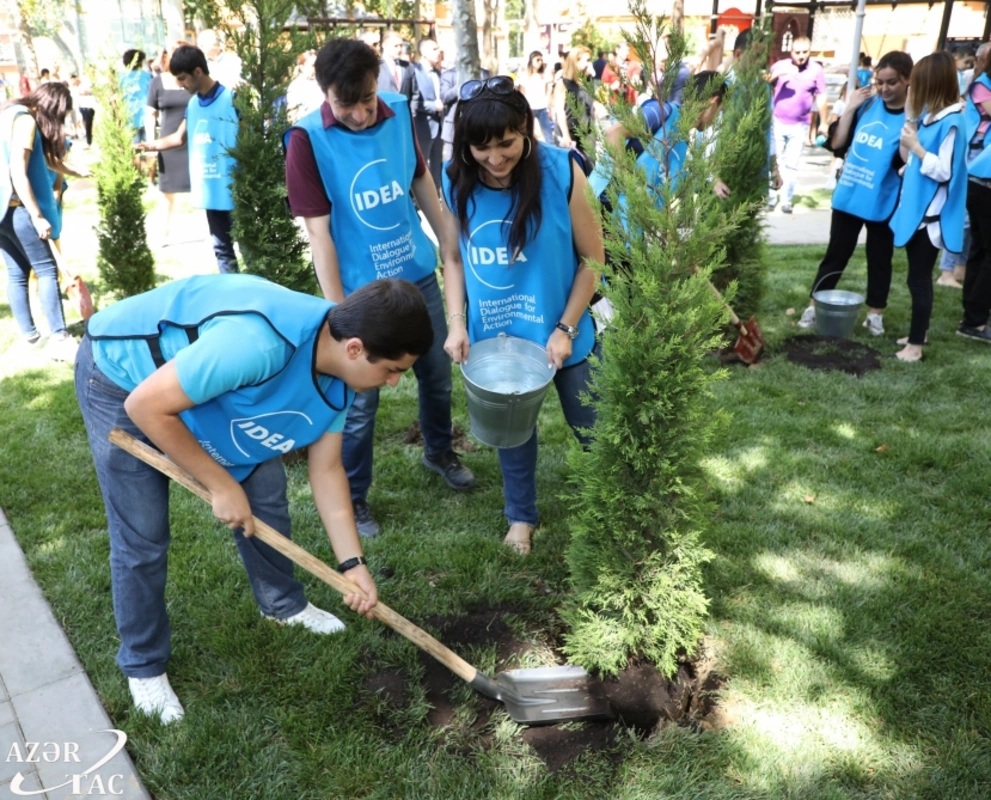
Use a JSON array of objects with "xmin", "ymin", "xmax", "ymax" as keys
[
  {"xmin": 696, "ymin": 268, "xmax": 764, "ymax": 364},
  {"xmin": 52, "ymin": 238, "xmax": 94, "ymax": 321}
]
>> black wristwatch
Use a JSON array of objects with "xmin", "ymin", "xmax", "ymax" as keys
[
  {"xmin": 555, "ymin": 322, "xmax": 579, "ymax": 339},
  {"xmin": 337, "ymin": 555, "xmax": 368, "ymax": 573}
]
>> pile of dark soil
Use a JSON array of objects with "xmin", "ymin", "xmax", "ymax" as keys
[
  {"xmin": 360, "ymin": 609, "xmax": 726, "ymax": 774},
  {"xmin": 782, "ymin": 335, "xmax": 882, "ymax": 376},
  {"xmin": 403, "ymin": 420, "xmax": 477, "ymax": 452}
]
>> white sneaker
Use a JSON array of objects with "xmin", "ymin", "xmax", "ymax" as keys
[
  {"xmin": 46, "ymin": 333, "xmax": 78, "ymax": 362},
  {"xmin": 797, "ymin": 306, "xmax": 816, "ymax": 329},
  {"xmin": 862, "ymin": 313, "xmax": 885, "ymax": 336},
  {"xmin": 266, "ymin": 602, "xmax": 346, "ymax": 635},
  {"xmin": 128, "ymin": 674, "xmax": 185, "ymax": 724}
]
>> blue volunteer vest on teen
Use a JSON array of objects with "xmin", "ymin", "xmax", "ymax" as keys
[
  {"xmin": 0, "ymin": 106, "xmax": 62, "ymax": 239},
  {"xmin": 86, "ymin": 274, "xmax": 352, "ymax": 481},
  {"xmin": 636, "ymin": 103, "xmax": 687, "ymax": 206},
  {"xmin": 832, "ymin": 97, "xmax": 904, "ymax": 221},
  {"xmin": 186, "ymin": 84, "xmax": 237, "ymax": 210},
  {"xmin": 965, "ymin": 73, "xmax": 991, "ymax": 178},
  {"xmin": 889, "ymin": 109, "xmax": 968, "ymax": 253},
  {"xmin": 442, "ymin": 143, "xmax": 594, "ymax": 367},
  {"xmin": 589, "ymin": 101, "xmax": 680, "ymax": 200},
  {"xmin": 288, "ymin": 92, "xmax": 436, "ymax": 296}
]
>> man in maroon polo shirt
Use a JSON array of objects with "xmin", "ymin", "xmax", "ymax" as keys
[{"xmin": 283, "ymin": 38, "xmax": 475, "ymax": 539}]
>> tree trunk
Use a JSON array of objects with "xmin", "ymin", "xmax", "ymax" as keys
[
  {"xmin": 523, "ymin": 0, "xmax": 539, "ymax": 56},
  {"xmin": 451, "ymin": 0, "xmax": 481, "ymax": 84},
  {"xmin": 670, "ymin": 0, "xmax": 684, "ymax": 34},
  {"xmin": 482, "ymin": 0, "xmax": 499, "ymax": 70}
]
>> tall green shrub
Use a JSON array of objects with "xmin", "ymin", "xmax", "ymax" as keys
[
  {"xmin": 561, "ymin": 3, "xmax": 748, "ymax": 678},
  {"xmin": 223, "ymin": 0, "xmax": 315, "ymax": 293},
  {"xmin": 710, "ymin": 19, "xmax": 772, "ymax": 319},
  {"xmin": 92, "ymin": 61, "xmax": 156, "ymax": 298}
]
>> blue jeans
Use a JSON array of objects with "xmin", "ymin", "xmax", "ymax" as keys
[
  {"xmin": 343, "ymin": 271, "xmax": 452, "ymax": 501},
  {"xmin": 533, "ymin": 108, "xmax": 554, "ymax": 143},
  {"xmin": 940, "ymin": 213, "xmax": 971, "ymax": 271},
  {"xmin": 74, "ymin": 336, "xmax": 307, "ymax": 678},
  {"xmin": 1, "ymin": 205, "xmax": 66, "ymax": 339},
  {"xmin": 205, "ymin": 209, "xmax": 239, "ymax": 274},
  {"xmin": 498, "ymin": 342, "xmax": 599, "ymax": 526}
]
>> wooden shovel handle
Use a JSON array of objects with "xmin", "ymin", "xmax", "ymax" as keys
[
  {"xmin": 690, "ymin": 264, "xmax": 743, "ymax": 327},
  {"xmin": 107, "ymin": 428, "xmax": 480, "ymax": 684}
]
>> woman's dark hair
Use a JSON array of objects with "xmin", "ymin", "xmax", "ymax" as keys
[
  {"xmin": 446, "ymin": 89, "xmax": 541, "ymax": 261},
  {"xmin": 315, "ymin": 39, "xmax": 380, "ymax": 101},
  {"xmin": 690, "ymin": 70, "xmax": 728, "ymax": 101},
  {"xmin": 875, "ymin": 51, "xmax": 914, "ymax": 81},
  {"xmin": 5, "ymin": 83, "xmax": 72, "ymax": 166},
  {"xmin": 169, "ymin": 45, "xmax": 209, "ymax": 77},
  {"xmin": 122, "ymin": 49, "xmax": 146, "ymax": 70},
  {"xmin": 527, "ymin": 50, "xmax": 545, "ymax": 74},
  {"xmin": 328, "ymin": 278, "xmax": 433, "ymax": 360}
]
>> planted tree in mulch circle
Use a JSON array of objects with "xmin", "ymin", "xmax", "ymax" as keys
[
  {"xmin": 561, "ymin": 2, "xmax": 762, "ymax": 678},
  {"xmin": 222, "ymin": 0, "xmax": 317, "ymax": 293},
  {"xmin": 91, "ymin": 60, "xmax": 156, "ymax": 299},
  {"xmin": 710, "ymin": 18, "xmax": 773, "ymax": 320}
]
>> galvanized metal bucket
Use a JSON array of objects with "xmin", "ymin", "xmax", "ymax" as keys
[
  {"xmin": 461, "ymin": 334, "xmax": 556, "ymax": 449},
  {"xmin": 813, "ymin": 290, "xmax": 864, "ymax": 339},
  {"xmin": 811, "ymin": 271, "xmax": 864, "ymax": 339}
]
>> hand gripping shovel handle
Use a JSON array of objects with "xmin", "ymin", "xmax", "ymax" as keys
[{"xmin": 107, "ymin": 428, "xmax": 481, "ymax": 686}]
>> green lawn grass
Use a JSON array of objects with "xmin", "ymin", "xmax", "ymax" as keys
[{"xmin": 2, "ymin": 184, "xmax": 991, "ymax": 798}]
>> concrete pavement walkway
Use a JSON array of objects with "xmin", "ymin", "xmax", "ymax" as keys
[{"xmin": 0, "ymin": 510, "xmax": 150, "ymax": 800}]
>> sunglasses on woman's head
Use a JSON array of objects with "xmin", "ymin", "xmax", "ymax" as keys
[{"xmin": 459, "ymin": 75, "xmax": 516, "ymax": 102}]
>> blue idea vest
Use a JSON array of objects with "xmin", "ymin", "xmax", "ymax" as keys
[
  {"xmin": 589, "ymin": 102, "xmax": 680, "ymax": 200},
  {"xmin": 889, "ymin": 109, "xmax": 968, "ymax": 253},
  {"xmin": 186, "ymin": 85, "xmax": 237, "ymax": 211},
  {"xmin": 0, "ymin": 106, "xmax": 62, "ymax": 239},
  {"xmin": 965, "ymin": 73, "xmax": 991, "ymax": 178},
  {"xmin": 288, "ymin": 93, "xmax": 437, "ymax": 296},
  {"xmin": 635, "ymin": 103, "xmax": 688, "ymax": 207},
  {"xmin": 86, "ymin": 274, "xmax": 353, "ymax": 481},
  {"xmin": 832, "ymin": 97, "xmax": 904, "ymax": 222},
  {"xmin": 442, "ymin": 143, "xmax": 594, "ymax": 367}
]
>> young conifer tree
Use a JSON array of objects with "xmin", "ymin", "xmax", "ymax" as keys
[
  {"xmin": 92, "ymin": 60, "xmax": 156, "ymax": 298},
  {"xmin": 223, "ymin": 0, "xmax": 315, "ymax": 293},
  {"xmin": 561, "ymin": 2, "xmax": 757, "ymax": 678},
  {"xmin": 710, "ymin": 20, "xmax": 772, "ymax": 319}
]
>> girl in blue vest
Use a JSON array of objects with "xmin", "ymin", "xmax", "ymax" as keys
[
  {"xmin": 956, "ymin": 55, "xmax": 991, "ymax": 343},
  {"xmin": 0, "ymin": 82, "xmax": 85, "ymax": 360},
  {"xmin": 889, "ymin": 51, "xmax": 968, "ymax": 362},
  {"xmin": 138, "ymin": 45, "xmax": 240, "ymax": 274},
  {"xmin": 797, "ymin": 51, "xmax": 913, "ymax": 336},
  {"xmin": 76, "ymin": 274, "xmax": 430, "ymax": 724},
  {"xmin": 441, "ymin": 77, "xmax": 604, "ymax": 556}
]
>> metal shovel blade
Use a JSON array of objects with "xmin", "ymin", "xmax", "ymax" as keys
[{"xmin": 470, "ymin": 665, "xmax": 613, "ymax": 724}]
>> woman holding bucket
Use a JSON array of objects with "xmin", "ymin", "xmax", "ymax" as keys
[
  {"xmin": 889, "ymin": 51, "xmax": 968, "ymax": 362},
  {"xmin": 441, "ymin": 76, "xmax": 603, "ymax": 556},
  {"xmin": 797, "ymin": 51, "xmax": 913, "ymax": 337}
]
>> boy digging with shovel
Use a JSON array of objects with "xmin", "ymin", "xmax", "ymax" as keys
[{"xmin": 76, "ymin": 274, "xmax": 431, "ymax": 724}]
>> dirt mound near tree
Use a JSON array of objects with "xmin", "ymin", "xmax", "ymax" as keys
[{"xmin": 360, "ymin": 609, "xmax": 727, "ymax": 774}]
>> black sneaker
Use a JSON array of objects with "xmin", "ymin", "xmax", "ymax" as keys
[
  {"xmin": 351, "ymin": 499, "xmax": 381, "ymax": 538},
  {"xmin": 422, "ymin": 450, "xmax": 476, "ymax": 491},
  {"xmin": 957, "ymin": 324, "xmax": 991, "ymax": 343}
]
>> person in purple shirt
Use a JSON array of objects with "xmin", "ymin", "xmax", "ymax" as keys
[{"xmin": 768, "ymin": 37, "xmax": 828, "ymax": 213}]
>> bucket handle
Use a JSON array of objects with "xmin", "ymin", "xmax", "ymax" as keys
[{"xmin": 812, "ymin": 271, "xmax": 848, "ymax": 295}]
